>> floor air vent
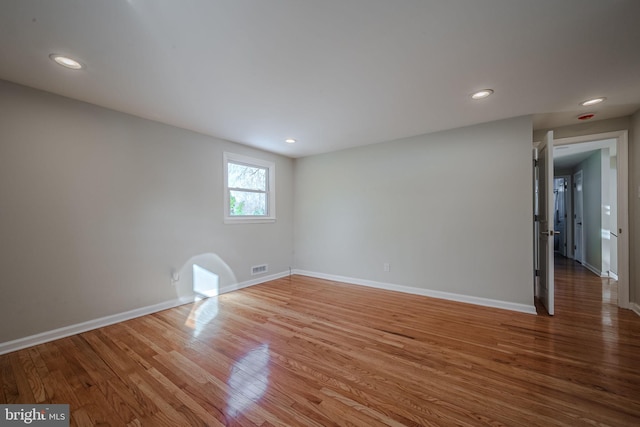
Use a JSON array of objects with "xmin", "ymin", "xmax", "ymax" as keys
[{"xmin": 251, "ymin": 264, "xmax": 268, "ymax": 275}]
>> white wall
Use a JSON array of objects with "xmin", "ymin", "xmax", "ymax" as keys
[
  {"xmin": 631, "ymin": 110, "xmax": 640, "ymax": 305},
  {"xmin": 0, "ymin": 80, "xmax": 294, "ymax": 343},
  {"xmin": 294, "ymin": 116, "xmax": 534, "ymax": 306},
  {"xmin": 533, "ymin": 117, "xmax": 631, "ymax": 142},
  {"xmin": 575, "ymin": 151, "xmax": 603, "ymax": 273}
]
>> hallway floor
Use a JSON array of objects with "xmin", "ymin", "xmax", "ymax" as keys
[{"xmin": 541, "ymin": 254, "xmax": 620, "ymax": 318}]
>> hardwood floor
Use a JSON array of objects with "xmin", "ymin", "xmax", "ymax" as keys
[{"xmin": 1, "ymin": 260, "xmax": 639, "ymax": 426}]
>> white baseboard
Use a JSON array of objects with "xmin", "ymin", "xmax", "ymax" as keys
[
  {"xmin": 219, "ymin": 270, "xmax": 290, "ymax": 294},
  {"xmin": 583, "ymin": 262, "xmax": 607, "ymax": 277},
  {"xmin": 631, "ymin": 303, "xmax": 640, "ymax": 317},
  {"xmin": 0, "ymin": 297, "xmax": 195, "ymax": 356},
  {"xmin": 293, "ymin": 270, "xmax": 537, "ymax": 315},
  {"xmin": 608, "ymin": 271, "xmax": 619, "ymax": 280},
  {"xmin": 0, "ymin": 271, "xmax": 290, "ymax": 356}
]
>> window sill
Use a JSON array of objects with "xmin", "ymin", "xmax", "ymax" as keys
[{"xmin": 224, "ymin": 217, "xmax": 276, "ymax": 225}]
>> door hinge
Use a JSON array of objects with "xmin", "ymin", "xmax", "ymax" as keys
[
  {"xmin": 533, "ymin": 159, "xmax": 539, "ymax": 167},
  {"xmin": 534, "ymin": 214, "xmax": 539, "ymax": 221},
  {"xmin": 535, "ymin": 269, "xmax": 541, "ymax": 277}
]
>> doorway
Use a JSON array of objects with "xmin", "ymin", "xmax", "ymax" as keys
[
  {"xmin": 553, "ymin": 176, "xmax": 569, "ymax": 257},
  {"xmin": 550, "ymin": 131, "xmax": 630, "ymax": 310}
]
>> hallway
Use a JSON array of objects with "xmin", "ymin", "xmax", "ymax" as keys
[
  {"xmin": 546, "ymin": 254, "xmax": 621, "ymax": 318},
  {"xmin": 536, "ymin": 253, "xmax": 627, "ymax": 320},
  {"xmin": 534, "ymin": 255, "xmax": 638, "ymax": 383}
]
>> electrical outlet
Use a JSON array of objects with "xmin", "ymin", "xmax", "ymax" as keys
[{"xmin": 383, "ymin": 263, "xmax": 390, "ymax": 272}]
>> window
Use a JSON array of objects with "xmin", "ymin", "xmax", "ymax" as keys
[{"xmin": 223, "ymin": 152, "xmax": 275, "ymax": 223}]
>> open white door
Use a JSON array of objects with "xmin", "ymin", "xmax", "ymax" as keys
[{"xmin": 536, "ymin": 131, "xmax": 555, "ymax": 315}]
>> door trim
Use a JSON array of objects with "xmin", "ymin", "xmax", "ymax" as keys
[{"xmin": 554, "ymin": 130, "xmax": 630, "ymax": 309}]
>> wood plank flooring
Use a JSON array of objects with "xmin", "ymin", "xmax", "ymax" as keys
[{"xmin": 1, "ymin": 258, "xmax": 639, "ymax": 426}]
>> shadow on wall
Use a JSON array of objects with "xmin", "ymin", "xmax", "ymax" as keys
[{"xmin": 172, "ymin": 253, "xmax": 238, "ymax": 300}]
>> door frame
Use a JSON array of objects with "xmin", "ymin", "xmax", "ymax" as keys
[
  {"xmin": 554, "ymin": 130, "xmax": 630, "ymax": 309},
  {"xmin": 555, "ymin": 175, "xmax": 573, "ymax": 259}
]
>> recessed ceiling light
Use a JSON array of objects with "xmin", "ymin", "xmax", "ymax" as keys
[
  {"xmin": 471, "ymin": 89, "xmax": 494, "ymax": 100},
  {"xmin": 285, "ymin": 138, "xmax": 296, "ymax": 144},
  {"xmin": 49, "ymin": 54, "xmax": 84, "ymax": 70},
  {"xmin": 580, "ymin": 97, "xmax": 605, "ymax": 106}
]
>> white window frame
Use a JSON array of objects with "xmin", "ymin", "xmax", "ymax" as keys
[{"xmin": 223, "ymin": 152, "xmax": 276, "ymax": 224}]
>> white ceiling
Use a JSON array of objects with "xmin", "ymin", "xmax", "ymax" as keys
[
  {"xmin": 1, "ymin": 1, "xmax": 639, "ymax": 158},
  {"xmin": 553, "ymin": 138, "xmax": 616, "ymax": 171}
]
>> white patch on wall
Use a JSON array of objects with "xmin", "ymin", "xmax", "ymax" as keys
[
  {"xmin": 251, "ymin": 264, "xmax": 268, "ymax": 275},
  {"xmin": 193, "ymin": 264, "xmax": 220, "ymax": 297}
]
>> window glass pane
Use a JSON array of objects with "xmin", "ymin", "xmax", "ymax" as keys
[
  {"xmin": 229, "ymin": 190, "xmax": 267, "ymax": 216},
  {"xmin": 228, "ymin": 163, "xmax": 267, "ymax": 191}
]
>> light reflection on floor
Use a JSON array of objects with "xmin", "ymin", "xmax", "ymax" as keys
[
  {"xmin": 553, "ymin": 255, "xmax": 622, "ymax": 366},
  {"xmin": 226, "ymin": 344, "xmax": 270, "ymax": 418},
  {"xmin": 185, "ymin": 264, "xmax": 220, "ymax": 337},
  {"xmin": 185, "ymin": 297, "xmax": 219, "ymax": 338}
]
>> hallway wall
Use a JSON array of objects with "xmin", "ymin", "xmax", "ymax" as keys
[
  {"xmin": 576, "ymin": 151, "xmax": 602, "ymax": 274},
  {"xmin": 630, "ymin": 111, "xmax": 640, "ymax": 306}
]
